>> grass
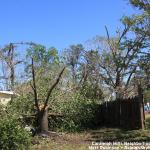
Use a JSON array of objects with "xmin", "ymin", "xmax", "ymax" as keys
[
  {"xmin": 31, "ymin": 127, "xmax": 150, "ymax": 150},
  {"xmin": 145, "ymin": 113, "xmax": 150, "ymax": 129},
  {"xmin": 31, "ymin": 113, "xmax": 150, "ymax": 150},
  {"xmin": 31, "ymin": 142, "xmax": 87, "ymax": 150},
  {"xmin": 88, "ymin": 128, "xmax": 150, "ymax": 142},
  {"xmin": 145, "ymin": 113, "xmax": 150, "ymax": 119},
  {"xmin": 31, "ymin": 132, "xmax": 89, "ymax": 150}
]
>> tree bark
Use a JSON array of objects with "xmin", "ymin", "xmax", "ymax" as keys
[
  {"xmin": 38, "ymin": 106, "xmax": 49, "ymax": 132},
  {"xmin": 138, "ymin": 84, "xmax": 145, "ymax": 129}
]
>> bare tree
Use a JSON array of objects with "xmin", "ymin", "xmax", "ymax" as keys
[
  {"xmin": 98, "ymin": 25, "xmax": 146, "ymax": 98},
  {"xmin": 0, "ymin": 43, "xmax": 23, "ymax": 90}
]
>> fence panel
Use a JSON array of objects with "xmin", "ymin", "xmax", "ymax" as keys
[{"xmin": 96, "ymin": 96, "xmax": 145, "ymax": 129}]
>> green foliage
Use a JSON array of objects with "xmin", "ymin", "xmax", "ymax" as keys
[
  {"xmin": 25, "ymin": 44, "xmax": 61, "ymax": 102},
  {"xmin": 0, "ymin": 116, "xmax": 31, "ymax": 150},
  {"xmin": 50, "ymin": 92, "xmax": 100, "ymax": 132},
  {"xmin": 144, "ymin": 89, "xmax": 150, "ymax": 102},
  {"xmin": 80, "ymin": 82, "xmax": 103, "ymax": 102},
  {"xmin": 7, "ymin": 94, "xmax": 34, "ymax": 116},
  {"xmin": 27, "ymin": 44, "xmax": 59, "ymax": 65},
  {"xmin": 130, "ymin": 0, "xmax": 150, "ymax": 15},
  {"xmin": 0, "ymin": 104, "xmax": 7, "ymax": 117},
  {"xmin": 145, "ymin": 117, "xmax": 150, "ymax": 129},
  {"xmin": 121, "ymin": 16, "xmax": 136, "ymax": 27}
]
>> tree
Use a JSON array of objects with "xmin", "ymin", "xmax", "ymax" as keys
[
  {"xmin": 26, "ymin": 44, "xmax": 65, "ymax": 133},
  {"xmin": 138, "ymin": 54, "xmax": 150, "ymax": 89},
  {"xmin": 129, "ymin": 0, "xmax": 150, "ymax": 14},
  {"xmin": 64, "ymin": 44, "xmax": 84, "ymax": 85},
  {"xmin": 80, "ymin": 50, "xmax": 104, "ymax": 101},
  {"xmin": 80, "ymin": 0, "xmax": 149, "ymax": 99},
  {"xmin": 0, "ymin": 43, "xmax": 23, "ymax": 90},
  {"xmin": 86, "ymin": 18, "xmax": 148, "ymax": 98},
  {"xmin": 126, "ymin": 0, "xmax": 150, "ymax": 89}
]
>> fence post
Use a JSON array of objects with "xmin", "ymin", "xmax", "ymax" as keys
[{"xmin": 138, "ymin": 84, "xmax": 145, "ymax": 129}]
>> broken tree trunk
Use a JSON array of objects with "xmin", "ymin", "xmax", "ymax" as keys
[{"xmin": 38, "ymin": 106, "xmax": 49, "ymax": 132}]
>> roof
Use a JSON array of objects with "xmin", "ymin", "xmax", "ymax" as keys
[{"xmin": 0, "ymin": 91, "xmax": 15, "ymax": 95}]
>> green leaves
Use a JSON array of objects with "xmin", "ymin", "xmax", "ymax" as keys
[
  {"xmin": 144, "ymin": 89, "xmax": 150, "ymax": 102},
  {"xmin": 0, "ymin": 116, "xmax": 31, "ymax": 150},
  {"xmin": 130, "ymin": 0, "xmax": 150, "ymax": 15},
  {"xmin": 52, "ymin": 92, "xmax": 99, "ymax": 132},
  {"xmin": 27, "ymin": 44, "xmax": 59, "ymax": 66},
  {"xmin": 121, "ymin": 16, "xmax": 136, "ymax": 27}
]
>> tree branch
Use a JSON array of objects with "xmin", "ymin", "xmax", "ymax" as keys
[
  {"xmin": 43, "ymin": 66, "xmax": 66, "ymax": 111},
  {"xmin": 31, "ymin": 58, "xmax": 39, "ymax": 112},
  {"xmin": 125, "ymin": 65, "xmax": 137, "ymax": 87}
]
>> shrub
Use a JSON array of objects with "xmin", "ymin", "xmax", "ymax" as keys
[
  {"xmin": 144, "ymin": 89, "xmax": 150, "ymax": 103},
  {"xmin": 50, "ymin": 92, "xmax": 100, "ymax": 132},
  {"xmin": 7, "ymin": 94, "xmax": 34, "ymax": 115},
  {"xmin": 145, "ymin": 116, "xmax": 150, "ymax": 129},
  {"xmin": 0, "ymin": 116, "xmax": 31, "ymax": 150}
]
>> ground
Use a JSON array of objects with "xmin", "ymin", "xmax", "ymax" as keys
[
  {"xmin": 31, "ymin": 113, "xmax": 150, "ymax": 150},
  {"xmin": 31, "ymin": 128, "xmax": 150, "ymax": 150}
]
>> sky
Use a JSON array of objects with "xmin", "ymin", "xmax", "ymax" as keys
[{"xmin": 0, "ymin": 0, "xmax": 137, "ymax": 51}]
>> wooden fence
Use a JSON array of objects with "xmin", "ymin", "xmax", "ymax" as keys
[{"xmin": 95, "ymin": 95, "xmax": 145, "ymax": 129}]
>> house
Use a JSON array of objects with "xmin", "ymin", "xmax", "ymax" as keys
[{"xmin": 0, "ymin": 91, "xmax": 16, "ymax": 105}]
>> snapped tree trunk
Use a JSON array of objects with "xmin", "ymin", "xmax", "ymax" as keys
[
  {"xmin": 31, "ymin": 57, "xmax": 66, "ymax": 134},
  {"xmin": 38, "ymin": 106, "xmax": 49, "ymax": 133}
]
